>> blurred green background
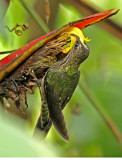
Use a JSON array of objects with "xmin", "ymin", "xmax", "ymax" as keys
[{"xmin": 0, "ymin": 0, "xmax": 122, "ymax": 157}]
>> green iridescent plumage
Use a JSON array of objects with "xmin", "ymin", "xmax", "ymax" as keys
[{"xmin": 37, "ymin": 37, "xmax": 89, "ymax": 142}]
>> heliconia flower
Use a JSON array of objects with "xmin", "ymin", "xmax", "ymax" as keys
[{"xmin": 0, "ymin": 9, "xmax": 119, "ymax": 82}]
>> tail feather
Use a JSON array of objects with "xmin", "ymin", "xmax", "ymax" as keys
[{"xmin": 49, "ymin": 105, "xmax": 69, "ymax": 142}]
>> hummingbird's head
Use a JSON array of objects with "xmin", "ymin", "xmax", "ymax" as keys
[
  {"xmin": 71, "ymin": 36, "xmax": 90, "ymax": 64},
  {"xmin": 53, "ymin": 36, "xmax": 90, "ymax": 70},
  {"xmin": 64, "ymin": 36, "xmax": 89, "ymax": 68}
]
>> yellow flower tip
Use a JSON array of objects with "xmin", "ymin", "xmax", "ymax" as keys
[
  {"xmin": 58, "ymin": 27, "xmax": 91, "ymax": 53},
  {"xmin": 84, "ymin": 37, "xmax": 91, "ymax": 42}
]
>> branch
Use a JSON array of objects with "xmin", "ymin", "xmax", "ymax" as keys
[
  {"xmin": 79, "ymin": 81, "xmax": 122, "ymax": 150},
  {"xmin": 19, "ymin": 0, "xmax": 50, "ymax": 34}
]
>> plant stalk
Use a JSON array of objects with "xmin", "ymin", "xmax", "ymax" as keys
[{"xmin": 79, "ymin": 81, "xmax": 122, "ymax": 150}]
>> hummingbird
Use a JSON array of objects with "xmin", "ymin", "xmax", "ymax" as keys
[{"xmin": 36, "ymin": 36, "xmax": 89, "ymax": 142}]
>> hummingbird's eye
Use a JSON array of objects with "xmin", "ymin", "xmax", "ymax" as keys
[{"xmin": 75, "ymin": 42, "xmax": 79, "ymax": 48}]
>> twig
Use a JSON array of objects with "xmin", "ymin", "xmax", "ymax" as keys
[
  {"xmin": 79, "ymin": 81, "xmax": 122, "ymax": 150},
  {"xmin": 5, "ymin": 23, "xmax": 29, "ymax": 36},
  {"xmin": 19, "ymin": 0, "xmax": 50, "ymax": 34}
]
